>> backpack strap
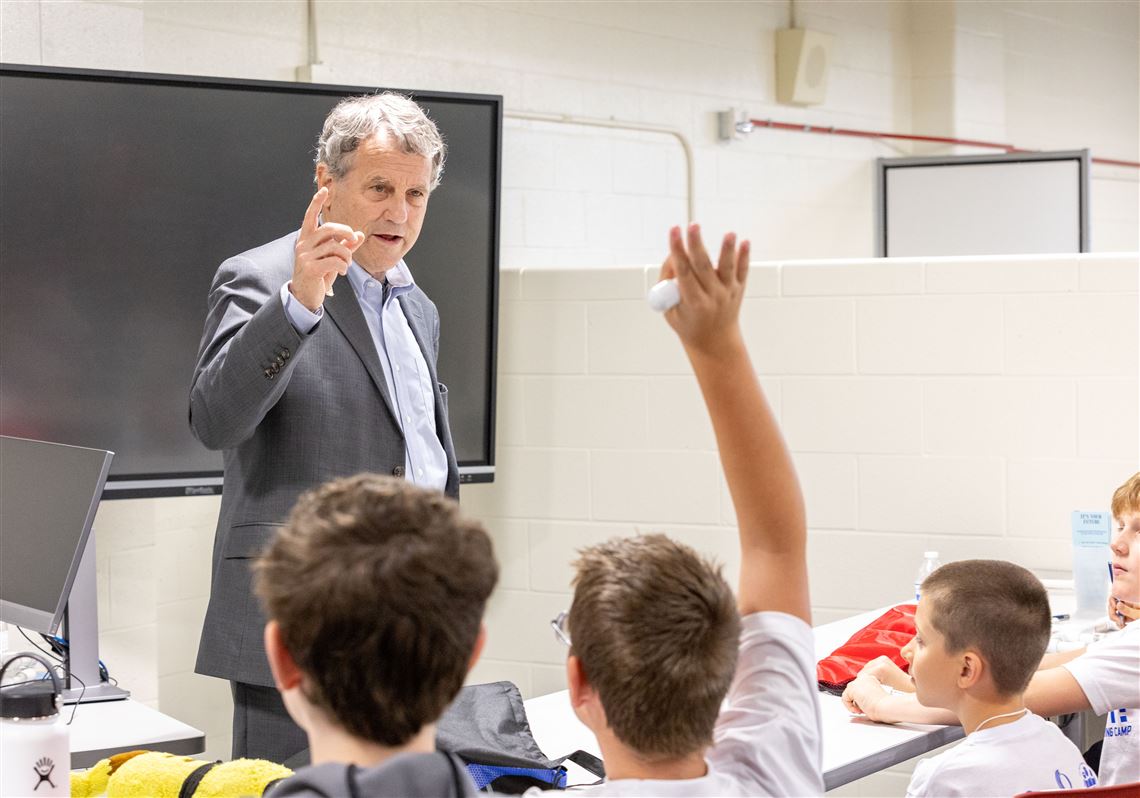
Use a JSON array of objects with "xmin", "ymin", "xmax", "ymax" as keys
[
  {"xmin": 443, "ymin": 753, "xmax": 468, "ymax": 796},
  {"xmin": 344, "ymin": 763, "xmax": 361, "ymax": 798},
  {"xmin": 553, "ymin": 749, "xmax": 605, "ymax": 786},
  {"xmin": 261, "ymin": 777, "xmax": 286, "ymax": 795},
  {"xmin": 179, "ymin": 761, "xmax": 221, "ymax": 798}
]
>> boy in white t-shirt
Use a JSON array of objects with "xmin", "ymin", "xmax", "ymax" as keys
[
  {"xmin": 843, "ymin": 472, "xmax": 1140, "ymax": 788},
  {"xmin": 547, "ymin": 225, "xmax": 822, "ymax": 797},
  {"xmin": 1031, "ymin": 473, "xmax": 1140, "ymax": 786},
  {"xmin": 883, "ymin": 560, "xmax": 1096, "ymax": 797}
]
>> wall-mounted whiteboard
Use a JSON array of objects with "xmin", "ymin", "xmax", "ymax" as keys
[{"xmin": 876, "ymin": 150, "xmax": 1089, "ymax": 257}]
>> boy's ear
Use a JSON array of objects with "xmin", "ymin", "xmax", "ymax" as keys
[
  {"xmin": 566, "ymin": 655, "xmax": 593, "ymax": 707},
  {"xmin": 957, "ymin": 651, "xmax": 983, "ymax": 689},
  {"xmin": 264, "ymin": 621, "xmax": 304, "ymax": 691},
  {"xmin": 566, "ymin": 655, "xmax": 607, "ymax": 731},
  {"xmin": 467, "ymin": 623, "xmax": 487, "ymax": 673}
]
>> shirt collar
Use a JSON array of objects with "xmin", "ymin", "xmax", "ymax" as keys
[{"xmin": 347, "ymin": 260, "xmax": 416, "ymax": 302}]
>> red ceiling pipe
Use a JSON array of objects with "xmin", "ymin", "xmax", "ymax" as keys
[{"xmin": 747, "ymin": 118, "xmax": 1140, "ymax": 169}]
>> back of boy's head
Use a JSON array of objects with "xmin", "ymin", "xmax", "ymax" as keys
[
  {"xmin": 921, "ymin": 560, "xmax": 1049, "ymax": 696},
  {"xmin": 1111, "ymin": 472, "xmax": 1140, "ymax": 518},
  {"xmin": 568, "ymin": 534, "xmax": 741, "ymax": 761},
  {"xmin": 254, "ymin": 474, "xmax": 499, "ymax": 747}
]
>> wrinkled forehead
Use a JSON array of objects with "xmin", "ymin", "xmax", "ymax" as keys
[{"xmin": 347, "ymin": 135, "xmax": 432, "ymax": 180}]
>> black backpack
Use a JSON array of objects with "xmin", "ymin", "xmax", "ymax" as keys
[{"xmin": 437, "ymin": 681, "xmax": 605, "ymax": 793}]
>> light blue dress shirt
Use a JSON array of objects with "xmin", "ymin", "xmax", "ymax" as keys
[{"xmin": 279, "ymin": 261, "xmax": 448, "ymax": 491}]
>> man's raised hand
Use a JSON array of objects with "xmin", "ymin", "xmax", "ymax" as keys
[{"xmin": 291, "ymin": 187, "xmax": 365, "ymax": 312}]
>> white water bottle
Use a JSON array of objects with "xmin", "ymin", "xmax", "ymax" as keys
[
  {"xmin": 914, "ymin": 551, "xmax": 942, "ymax": 602},
  {"xmin": 1, "ymin": 652, "xmax": 69, "ymax": 798}
]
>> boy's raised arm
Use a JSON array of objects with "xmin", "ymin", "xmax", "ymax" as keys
[{"xmin": 662, "ymin": 224, "xmax": 809, "ymax": 622}]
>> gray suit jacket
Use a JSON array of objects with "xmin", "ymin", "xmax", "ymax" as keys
[{"xmin": 189, "ymin": 231, "xmax": 459, "ymax": 687}]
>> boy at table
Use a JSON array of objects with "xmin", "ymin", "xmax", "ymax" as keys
[
  {"xmin": 844, "ymin": 473, "xmax": 1140, "ymax": 788},
  {"xmin": 850, "ymin": 560, "xmax": 1095, "ymax": 796},
  {"xmin": 550, "ymin": 225, "xmax": 823, "ymax": 796}
]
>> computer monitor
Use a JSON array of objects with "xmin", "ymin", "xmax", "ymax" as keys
[{"xmin": 0, "ymin": 435, "xmax": 126, "ymax": 702}]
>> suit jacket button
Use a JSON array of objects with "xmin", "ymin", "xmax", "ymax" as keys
[
  {"xmin": 281, "ymin": 349, "xmax": 290, "ymax": 360},
  {"xmin": 392, "ymin": 466, "xmax": 405, "ymax": 478},
  {"xmin": 264, "ymin": 368, "xmax": 273, "ymax": 378},
  {"xmin": 274, "ymin": 356, "xmax": 284, "ymax": 367}
]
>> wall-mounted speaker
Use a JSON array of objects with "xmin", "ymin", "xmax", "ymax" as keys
[{"xmin": 775, "ymin": 28, "xmax": 834, "ymax": 106}]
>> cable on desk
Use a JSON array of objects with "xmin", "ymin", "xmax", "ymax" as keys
[{"xmin": 15, "ymin": 625, "xmax": 85, "ymax": 723}]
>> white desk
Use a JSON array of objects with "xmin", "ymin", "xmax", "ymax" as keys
[
  {"xmin": 68, "ymin": 698, "xmax": 205, "ymax": 769},
  {"xmin": 812, "ymin": 608, "xmax": 963, "ymax": 790},
  {"xmin": 525, "ymin": 607, "xmax": 963, "ymax": 792}
]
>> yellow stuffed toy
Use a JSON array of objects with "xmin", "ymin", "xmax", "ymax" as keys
[{"xmin": 71, "ymin": 750, "xmax": 292, "ymax": 797}]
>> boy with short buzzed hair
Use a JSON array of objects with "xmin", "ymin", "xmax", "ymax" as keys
[
  {"xmin": 553, "ymin": 225, "xmax": 823, "ymax": 796},
  {"xmin": 844, "ymin": 473, "xmax": 1140, "ymax": 787},
  {"xmin": 254, "ymin": 474, "xmax": 497, "ymax": 797},
  {"xmin": 896, "ymin": 560, "xmax": 1096, "ymax": 797}
]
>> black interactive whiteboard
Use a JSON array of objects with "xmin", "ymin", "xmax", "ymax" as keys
[{"xmin": 0, "ymin": 64, "xmax": 501, "ymax": 496}]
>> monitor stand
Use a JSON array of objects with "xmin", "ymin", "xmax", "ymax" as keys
[{"xmin": 61, "ymin": 531, "xmax": 128, "ymax": 704}]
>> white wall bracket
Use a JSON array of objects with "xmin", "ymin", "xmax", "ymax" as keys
[{"xmin": 717, "ymin": 108, "xmax": 754, "ymax": 142}]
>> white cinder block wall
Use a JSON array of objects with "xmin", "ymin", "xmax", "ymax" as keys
[
  {"xmin": 461, "ymin": 252, "xmax": 1138, "ymax": 796},
  {"xmin": 467, "ymin": 252, "xmax": 1140, "ymax": 693},
  {"xmin": 1, "ymin": 0, "xmax": 1137, "ymax": 788},
  {"xmin": 0, "ymin": 0, "xmax": 1136, "ymax": 266}
]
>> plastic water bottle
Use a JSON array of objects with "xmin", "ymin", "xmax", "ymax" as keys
[
  {"xmin": 914, "ymin": 551, "xmax": 942, "ymax": 602},
  {"xmin": 1, "ymin": 652, "xmax": 69, "ymax": 798}
]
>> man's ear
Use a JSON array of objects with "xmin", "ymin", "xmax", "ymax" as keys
[
  {"xmin": 264, "ymin": 621, "xmax": 304, "ymax": 691},
  {"xmin": 958, "ymin": 651, "xmax": 983, "ymax": 689},
  {"xmin": 315, "ymin": 164, "xmax": 335, "ymax": 211},
  {"xmin": 315, "ymin": 164, "xmax": 333, "ymax": 190},
  {"xmin": 468, "ymin": 623, "xmax": 487, "ymax": 673}
]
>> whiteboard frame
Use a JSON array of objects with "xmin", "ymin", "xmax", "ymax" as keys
[{"xmin": 875, "ymin": 150, "xmax": 1090, "ymax": 257}]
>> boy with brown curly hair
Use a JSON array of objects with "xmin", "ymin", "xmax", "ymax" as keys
[{"xmin": 255, "ymin": 474, "xmax": 498, "ymax": 796}]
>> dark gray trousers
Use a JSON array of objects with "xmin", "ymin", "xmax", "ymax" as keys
[{"xmin": 231, "ymin": 681, "xmax": 310, "ymax": 768}]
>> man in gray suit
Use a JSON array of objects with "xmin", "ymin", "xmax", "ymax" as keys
[{"xmin": 189, "ymin": 92, "xmax": 459, "ymax": 765}]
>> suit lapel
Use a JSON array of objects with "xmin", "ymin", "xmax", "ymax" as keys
[
  {"xmin": 323, "ymin": 284, "xmax": 399, "ymax": 425},
  {"xmin": 399, "ymin": 290, "xmax": 439, "ymax": 385}
]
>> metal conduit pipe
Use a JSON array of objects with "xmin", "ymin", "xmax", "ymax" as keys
[
  {"xmin": 505, "ymin": 110, "xmax": 696, "ymax": 223},
  {"xmin": 743, "ymin": 116, "xmax": 1140, "ymax": 170},
  {"xmin": 305, "ymin": 0, "xmax": 320, "ymax": 67}
]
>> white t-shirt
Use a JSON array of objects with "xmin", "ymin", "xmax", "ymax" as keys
[
  {"xmin": 905, "ymin": 712, "xmax": 1097, "ymax": 797},
  {"xmin": 567, "ymin": 611, "xmax": 824, "ymax": 797},
  {"xmin": 1064, "ymin": 621, "xmax": 1140, "ymax": 786}
]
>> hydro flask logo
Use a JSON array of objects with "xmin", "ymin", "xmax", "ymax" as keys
[{"xmin": 33, "ymin": 757, "xmax": 56, "ymax": 790}]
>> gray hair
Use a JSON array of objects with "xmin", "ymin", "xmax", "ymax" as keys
[{"xmin": 316, "ymin": 92, "xmax": 446, "ymax": 189}]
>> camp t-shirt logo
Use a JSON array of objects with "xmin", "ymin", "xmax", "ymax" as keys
[
  {"xmin": 33, "ymin": 756, "xmax": 56, "ymax": 790},
  {"xmin": 1054, "ymin": 765, "xmax": 1099, "ymax": 790},
  {"xmin": 1079, "ymin": 763, "xmax": 1098, "ymax": 788},
  {"xmin": 1106, "ymin": 707, "xmax": 1132, "ymax": 738}
]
